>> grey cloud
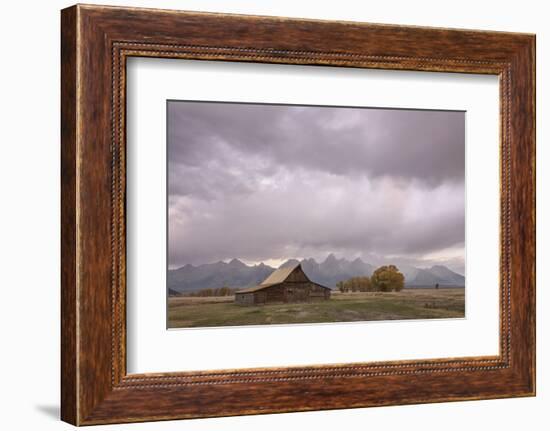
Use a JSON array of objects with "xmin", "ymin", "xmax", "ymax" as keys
[
  {"xmin": 168, "ymin": 102, "xmax": 464, "ymax": 193},
  {"xmin": 167, "ymin": 101, "xmax": 465, "ymax": 269}
]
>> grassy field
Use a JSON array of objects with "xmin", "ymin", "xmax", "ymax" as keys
[{"xmin": 167, "ymin": 288, "xmax": 465, "ymax": 328}]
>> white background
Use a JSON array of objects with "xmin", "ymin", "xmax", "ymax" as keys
[
  {"xmin": 0, "ymin": 0, "xmax": 547, "ymax": 430},
  {"xmin": 127, "ymin": 59, "xmax": 499, "ymax": 373}
]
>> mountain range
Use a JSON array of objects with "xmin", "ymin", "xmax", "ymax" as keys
[{"xmin": 168, "ymin": 254, "xmax": 465, "ymax": 294}]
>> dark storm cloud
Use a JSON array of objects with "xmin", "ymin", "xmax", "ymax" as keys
[
  {"xmin": 168, "ymin": 102, "xmax": 464, "ymax": 192},
  {"xmin": 167, "ymin": 101, "xmax": 465, "ymax": 271}
]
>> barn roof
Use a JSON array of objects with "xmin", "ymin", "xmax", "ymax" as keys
[
  {"xmin": 260, "ymin": 263, "xmax": 301, "ymax": 285},
  {"xmin": 234, "ymin": 282, "xmax": 280, "ymax": 293},
  {"xmin": 235, "ymin": 263, "xmax": 331, "ymax": 294}
]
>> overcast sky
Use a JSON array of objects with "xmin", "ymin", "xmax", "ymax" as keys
[{"xmin": 167, "ymin": 101, "xmax": 465, "ymax": 274}]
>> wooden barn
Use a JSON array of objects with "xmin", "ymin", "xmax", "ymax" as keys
[{"xmin": 235, "ymin": 263, "xmax": 331, "ymax": 305}]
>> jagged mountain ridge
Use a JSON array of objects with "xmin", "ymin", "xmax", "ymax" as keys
[
  {"xmin": 168, "ymin": 255, "xmax": 464, "ymax": 294},
  {"xmin": 167, "ymin": 258, "xmax": 273, "ymax": 295}
]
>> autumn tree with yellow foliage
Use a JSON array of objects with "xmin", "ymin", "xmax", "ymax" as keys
[{"xmin": 370, "ymin": 265, "xmax": 405, "ymax": 292}]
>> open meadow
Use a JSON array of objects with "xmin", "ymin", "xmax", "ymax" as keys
[{"xmin": 167, "ymin": 288, "xmax": 465, "ymax": 328}]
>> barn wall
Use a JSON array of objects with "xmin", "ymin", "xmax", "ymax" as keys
[
  {"xmin": 308, "ymin": 283, "xmax": 330, "ymax": 299},
  {"xmin": 235, "ymin": 292, "xmax": 254, "ymax": 305},
  {"xmin": 285, "ymin": 282, "xmax": 310, "ymax": 301},
  {"xmin": 285, "ymin": 267, "xmax": 309, "ymax": 283},
  {"xmin": 270, "ymin": 281, "xmax": 331, "ymax": 303},
  {"xmin": 263, "ymin": 285, "xmax": 286, "ymax": 303}
]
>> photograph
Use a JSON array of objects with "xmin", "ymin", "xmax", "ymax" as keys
[
  {"xmin": 51, "ymin": 3, "xmax": 536, "ymax": 426},
  {"xmin": 166, "ymin": 101, "xmax": 466, "ymax": 328}
]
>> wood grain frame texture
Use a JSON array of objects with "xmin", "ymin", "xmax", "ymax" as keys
[{"xmin": 60, "ymin": 4, "xmax": 536, "ymax": 426}]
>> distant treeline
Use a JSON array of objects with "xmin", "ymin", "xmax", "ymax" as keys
[{"xmin": 336, "ymin": 265, "xmax": 405, "ymax": 293}]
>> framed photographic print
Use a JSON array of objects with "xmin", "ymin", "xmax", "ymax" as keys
[{"xmin": 61, "ymin": 4, "xmax": 535, "ymax": 425}]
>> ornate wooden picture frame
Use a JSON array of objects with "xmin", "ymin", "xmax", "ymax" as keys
[{"xmin": 61, "ymin": 4, "xmax": 535, "ymax": 425}]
